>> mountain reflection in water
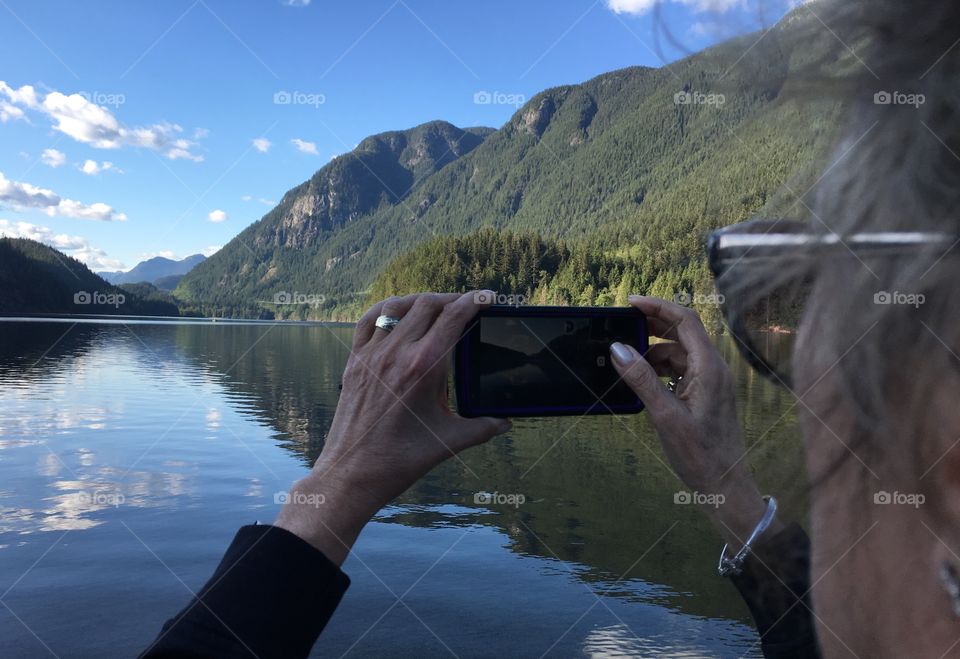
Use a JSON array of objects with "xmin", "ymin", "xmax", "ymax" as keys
[{"xmin": 0, "ymin": 319, "xmax": 801, "ymax": 657}]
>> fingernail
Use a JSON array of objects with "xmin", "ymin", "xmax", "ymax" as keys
[
  {"xmin": 628, "ymin": 294, "xmax": 643, "ymax": 303},
  {"xmin": 496, "ymin": 419, "xmax": 513, "ymax": 434},
  {"xmin": 610, "ymin": 342, "xmax": 635, "ymax": 365}
]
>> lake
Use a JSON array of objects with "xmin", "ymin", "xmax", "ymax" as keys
[{"xmin": 0, "ymin": 319, "xmax": 806, "ymax": 658}]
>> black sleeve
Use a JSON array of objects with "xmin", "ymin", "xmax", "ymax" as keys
[
  {"xmin": 140, "ymin": 524, "xmax": 350, "ymax": 659},
  {"xmin": 730, "ymin": 522, "xmax": 821, "ymax": 659}
]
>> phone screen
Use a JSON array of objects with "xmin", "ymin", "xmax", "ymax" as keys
[{"xmin": 455, "ymin": 307, "xmax": 647, "ymax": 417}]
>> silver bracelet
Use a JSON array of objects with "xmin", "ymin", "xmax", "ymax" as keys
[{"xmin": 717, "ymin": 496, "xmax": 778, "ymax": 577}]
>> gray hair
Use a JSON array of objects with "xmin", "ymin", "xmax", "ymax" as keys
[{"xmin": 738, "ymin": 0, "xmax": 960, "ymax": 489}]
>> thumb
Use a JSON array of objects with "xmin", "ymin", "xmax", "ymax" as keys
[
  {"xmin": 453, "ymin": 416, "xmax": 513, "ymax": 451},
  {"xmin": 610, "ymin": 342, "xmax": 683, "ymax": 422}
]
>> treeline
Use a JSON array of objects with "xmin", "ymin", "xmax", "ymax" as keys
[{"xmin": 367, "ymin": 229, "xmax": 724, "ymax": 330}]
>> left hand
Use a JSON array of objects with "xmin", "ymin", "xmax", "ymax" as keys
[{"xmin": 611, "ymin": 295, "xmax": 780, "ymax": 546}]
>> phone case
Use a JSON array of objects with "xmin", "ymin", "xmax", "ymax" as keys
[{"xmin": 454, "ymin": 305, "xmax": 648, "ymax": 418}]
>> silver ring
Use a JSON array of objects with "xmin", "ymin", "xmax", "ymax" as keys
[{"xmin": 375, "ymin": 315, "xmax": 401, "ymax": 332}]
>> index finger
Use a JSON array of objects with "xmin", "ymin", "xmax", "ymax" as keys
[{"xmin": 628, "ymin": 295, "xmax": 713, "ymax": 352}]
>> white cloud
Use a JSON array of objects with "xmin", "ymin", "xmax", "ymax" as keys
[
  {"xmin": 193, "ymin": 127, "xmax": 210, "ymax": 139},
  {"xmin": 52, "ymin": 199, "xmax": 127, "ymax": 222},
  {"xmin": 0, "ymin": 81, "xmax": 205, "ymax": 162},
  {"xmin": 0, "ymin": 171, "xmax": 60, "ymax": 207},
  {"xmin": 606, "ymin": 0, "xmax": 745, "ymax": 15},
  {"xmin": 1, "ymin": 102, "xmax": 24, "ymax": 122},
  {"xmin": 0, "ymin": 82, "xmax": 39, "ymax": 108},
  {"xmin": 202, "ymin": 245, "xmax": 222, "ymax": 257},
  {"xmin": 41, "ymin": 91, "xmax": 124, "ymax": 147},
  {"xmin": 682, "ymin": 0, "xmax": 745, "ymax": 11},
  {"xmin": 240, "ymin": 194, "xmax": 275, "ymax": 206},
  {"xmin": 164, "ymin": 137, "xmax": 204, "ymax": 162},
  {"xmin": 252, "ymin": 137, "xmax": 272, "ymax": 153},
  {"xmin": 0, "ymin": 170, "xmax": 127, "ymax": 221},
  {"xmin": 291, "ymin": 138, "xmax": 318, "ymax": 155},
  {"xmin": 606, "ymin": 0, "xmax": 657, "ymax": 13},
  {"xmin": 208, "ymin": 209, "xmax": 228, "ymax": 223},
  {"xmin": 0, "ymin": 218, "xmax": 125, "ymax": 270},
  {"xmin": 41, "ymin": 149, "xmax": 67, "ymax": 168},
  {"xmin": 283, "ymin": 0, "xmax": 311, "ymax": 6},
  {"xmin": 137, "ymin": 250, "xmax": 180, "ymax": 261},
  {"xmin": 79, "ymin": 159, "xmax": 120, "ymax": 176}
]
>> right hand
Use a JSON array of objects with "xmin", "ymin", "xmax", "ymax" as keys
[
  {"xmin": 609, "ymin": 295, "xmax": 780, "ymax": 546},
  {"xmin": 275, "ymin": 291, "xmax": 511, "ymax": 564}
]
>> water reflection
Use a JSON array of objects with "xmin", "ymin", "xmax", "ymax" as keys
[
  {"xmin": 0, "ymin": 320, "xmax": 802, "ymax": 656},
  {"xmin": 167, "ymin": 322, "xmax": 807, "ymax": 622}
]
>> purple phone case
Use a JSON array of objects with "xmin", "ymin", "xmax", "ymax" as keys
[{"xmin": 454, "ymin": 306, "xmax": 648, "ymax": 418}]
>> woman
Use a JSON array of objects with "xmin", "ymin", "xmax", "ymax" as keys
[
  {"xmin": 142, "ymin": 0, "xmax": 960, "ymax": 656},
  {"xmin": 140, "ymin": 290, "xmax": 820, "ymax": 658}
]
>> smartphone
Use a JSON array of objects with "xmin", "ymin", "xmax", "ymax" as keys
[{"xmin": 454, "ymin": 306, "xmax": 648, "ymax": 418}]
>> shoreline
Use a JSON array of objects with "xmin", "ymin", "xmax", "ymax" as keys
[{"xmin": 0, "ymin": 313, "xmax": 357, "ymax": 327}]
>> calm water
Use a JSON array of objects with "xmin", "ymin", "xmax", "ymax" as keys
[{"xmin": 0, "ymin": 319, "xmax": 805, "ymax": 658}]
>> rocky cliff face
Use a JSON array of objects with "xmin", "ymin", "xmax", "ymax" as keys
[
  {"xmin": 249, "ymin": 120, "xmax": 492, "ymax": 250},
  {"xmin": 175, "ymin": 120, "xmax": 494, "ymax": 309}
]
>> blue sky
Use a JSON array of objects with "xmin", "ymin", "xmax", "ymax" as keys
[{"xmin": 0, "ymin": 0, "xmax": 804, "ymax": 271}]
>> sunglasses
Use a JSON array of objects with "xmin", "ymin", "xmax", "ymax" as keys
[{"xmin": 707, "ymin": 218, "xmax": 956, "ymax": 389}]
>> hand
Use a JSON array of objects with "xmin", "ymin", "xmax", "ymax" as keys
[
  {"xmin": 275, "ymin": 291, "xmax": 511, "ymax": 564},
  {"xmin": 610, "ymin": 295, "xmax": 781, "ymax": 547}
]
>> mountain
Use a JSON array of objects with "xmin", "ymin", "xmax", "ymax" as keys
[
  {"xmin": 0, "ymin": 238, "xmax": 180, "ymax": 316},
  {"xmin": 153, "ymin": 274, "xmax": 187, "ymax": 291},
  {"xmin": 175, "ymin": 120, "xmax": 493, "ymax": 318},
  {"xmin": 100, "ymin": 253, "xmax": 206, "ymax": 286},
  {"xmin": 177, "ymin": 4, "xmax": 844, "ymax": 320}
]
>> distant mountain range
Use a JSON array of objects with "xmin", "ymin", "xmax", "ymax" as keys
[
  {"xmin": 99, "ymin": 253, "xmax": 206, "ymax": 289},
  {"xmin": 173, "ymin": 3, "xmax": 844, "ymax": 320},
  {"xmin": 0, "ymin": 238, "xmax": 179, "ymax": 316}
]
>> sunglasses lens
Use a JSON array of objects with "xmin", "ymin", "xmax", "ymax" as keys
[
  {"xmin": 710, "ymin": 219, "xmax": 813, "ymax": 387},
  {"xmin": 732, "ymin": 283, "xmax": 810, "ymax": 386}
]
